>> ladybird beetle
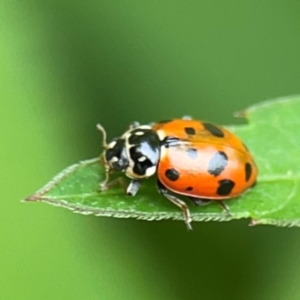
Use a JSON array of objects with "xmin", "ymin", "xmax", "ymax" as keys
[{"xmin": 97, "ymin": 117, "xmax": 257, "ymax": 230}]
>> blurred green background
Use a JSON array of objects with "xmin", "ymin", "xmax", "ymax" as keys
[{"xmin": 1, "ymin": 1, "xmax": 300, "ymax": 299}]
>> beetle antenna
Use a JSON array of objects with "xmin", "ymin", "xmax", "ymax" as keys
[
  {"xmin": 96, "ymin": 124, "xmax": 111, "ymax": 190},
  {"xmin": 96, "ymin": 124, "xmax": 108, "ymax": 148}
]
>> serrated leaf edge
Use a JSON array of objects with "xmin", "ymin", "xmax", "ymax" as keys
[{"xmin": 30, "ymin": 195, "xmax": 239, "ymax": 223}]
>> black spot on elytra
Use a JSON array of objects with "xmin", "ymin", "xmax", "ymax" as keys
[
  {"xmin": 185, "ymin": 186, "xmax": 193, "ymax": 191},
  {"xmin": 245, "ymin": 163, "xmax": 252, "ymax": 182},
  {"xmin": 165, "ymin": 168, "xmax": 180, "ymax": 181},
  {"xmin": 217, "ymin": 179, "xmax": 235, "ymax": 196},
  {"xmin": 187, "ymin": 148, "xmax": 198, "ymax": 160},
  {"xmin": 184, "ymin": 127, "xmax": 196, "ymax": 135},
  {"xmin": 208, "ymin": 151, "xmax": 228, "ymax": 176},
  {"xmin": 203, "ymin": 122, "xmax": 224, "ymax": 138}
]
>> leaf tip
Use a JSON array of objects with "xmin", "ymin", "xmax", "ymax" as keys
[{"xmin": 23, "ymin": 194, "xmax": 41, "ymax": 202}]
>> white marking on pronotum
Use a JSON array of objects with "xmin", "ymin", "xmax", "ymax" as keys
[
  {"xmin": 123, "ymin": 125, "xmax": 151, "ymax": 139},
  {"xmin": 134, "ymin": 131, "xmax": 145, "ymax": 136},
  {"xmin": 145, "ymin": 166, "xmax": 156, "ymax": 177},
  {"xmin": 138, "ymin": 156, "xmax": 147, "ymax": 162},
  {"xmin": 156, "ymin": 129, "xmax": 166, "ymax": 141},
  {"xmin": 137, "ymin": 125, "xmax": 152, "ymax": 130},
  {"xmin": 110, "ymin": 156, "xmax": 118, "ymax": 163},
  {"xmin": 107, "ymin": 140, "xmax": 117, "ymax": 149}
]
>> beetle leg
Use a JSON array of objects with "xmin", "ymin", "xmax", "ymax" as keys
[
  {"xmin": 99, "ymin": 157, "xmax": 111, "ymax": 191},
  {"xmin": 189, "ymin": 197, "xmax": 231, "ymax": 215},
  {"xmin": 157, "ymin": 180, "xmax": 192, "ymax": 231},
  {"xmin": 189, "ymin": 197, "xmax": 211, "ymax": 206},
  {"xmin": 126, "ymin": 179, "xmax": 142, "ymax": 196},
  {"xmin": 99, "ymin": 176, "xmax": 127, "ymax": 193},
  {"xmin": 217, "ymin": 201, "xmax": 231, "ymax": 215},
  {"xmin": 99, "ymin": 177, "xmax": 142, "ymax": 197}
]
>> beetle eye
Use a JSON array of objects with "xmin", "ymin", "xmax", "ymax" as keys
[{"xmin": 111, "ymin": 149, "xmax": 129, "ymax": 171}]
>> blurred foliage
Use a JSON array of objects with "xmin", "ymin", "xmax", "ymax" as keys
[{"xmin": 1, "ymin": 0, "xmax": 300, "ymax": 299}]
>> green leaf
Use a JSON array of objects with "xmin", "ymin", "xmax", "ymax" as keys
[{"xmin": 25, "ymin": 95, "xmax": 300, "ymax": 227}]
